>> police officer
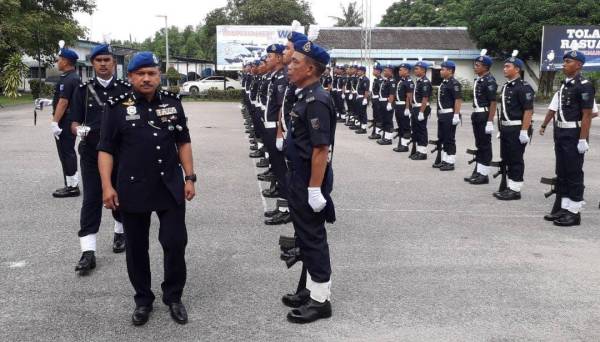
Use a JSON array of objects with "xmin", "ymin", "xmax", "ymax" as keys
[
  {"xmin": 434, "ymin": 59, "xmax": 462, "ymax": 171},
  {"xmin": 284, "ymin": 39, "xmax": 336, "ymax": 324},
  {"xmin": 321, "ymin": 67, "xmax": 332, "ymax": 91},
  {"xmin": 539, "ymin": 50, "xmax": 595, "ymax": 226},
  {"xmin": 338, "ymin": 66, "xmax": 349, "ymax": 124},
  {"xmin": 349, "ymin": 65, "xmax": 361, "ymax": 130},
  {"xmin": 393, "ymin": 62, "xmax": 414, "ymax": 152},
  {"xmin": 465, "ymin": 50, "xmax": 498, "ymax": 184},
  {"xmin": 377, "ymin": 65, "xmax": 396, "ymax": 145},
  {"xmin": 256, "ymin": 57, "xmax": 272, "ymax": 171},
  {"xmin": 369, "ymin": 64, "xmax": 383, "ymax": 139},
  {"xmin": 354, "ymin": 66, "xmax": 370, "ymax": 134},
  {"xmin": 68, "ymin": 44, "xmax": 130, "ymax": 275},
  {"xmin": 98, "ymin": 52, "xmax": 196, "ymax": 325},
  {"xmin": 331, "ymin": 66, "xmax": 341, "ymax": 121},
  {"xmin": 493, "ymin": 51, "xmax": 534, "ymax": 201},
  {"xmin": 249, "ymin": 60, "xmax": 266, "ymax": 160},
  {"xmin": 51, "ymin": 47, "xmax": 81, "ymax": 197},
  {"xmin": 410, "ymin": 61, "xmax": 432, "ymax": 160},
  {"xmin": 344, "ymin": 65, "xmax": 356, "ymax": 127}
]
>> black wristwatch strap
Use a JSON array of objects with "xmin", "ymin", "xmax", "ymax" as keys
[{"xmin": 185, "ymin": 174, "xmax": 197, "ymax": 182}]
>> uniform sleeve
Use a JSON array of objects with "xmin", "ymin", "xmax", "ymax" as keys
[
  {"xmin": 60, "ymin": 75, "xmax": 79, "ymax": 101},
  {"xmin": 451, "ymin": 81, "xmax": 462, "ymax": 100},
  {"xmin": 406, "ymin": 80, "xmax": 414, "ymax": 93},
  {"xmin": 97, "ymin": 105, "xmax": 120, "ymax": 154},
  {"xmin": 276, "ymin": 80, "xmax": 286, "ymax": 107},
  {"xmin": 548, "ymin": 92, "xmax": 559, "ymax": 111},
  {"xmin": 423, "ymin": 82, "xmax": 432, "ymax": 97},
  {"xmin": 67, "ymin": 86, "xmax": 84, "ymax": 123},
  {"xmin": 175, "ymin": 101, "xmax": 191, "ymax": 144},
  {"xmin": 580, "ymin": 82, "xmax": 596, "ymax": 109},
  {"xmin": 485, "ymin": 79, "xmax": 498, "ymax": 102},
  {"xmin": 519, "ymin": 85, "xmax": 535, "ymax": 110},
  {"xmin": 364, "ymin": 79, "xmax": 370, "ymax": 91},
  {"xmin": 306, "ymin": 100, "xmax": 332, "ymax": 147}
]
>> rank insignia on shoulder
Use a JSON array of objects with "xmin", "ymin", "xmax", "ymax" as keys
[
  {"xmin": 306, "ymin": 96, "xmax": 315, "ymax": 103},
  {"xmin": 310, "ymin": 118, "xmax": 320, "ymax": 129}
]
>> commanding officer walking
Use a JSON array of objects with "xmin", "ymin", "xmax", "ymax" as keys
[
  {"xmin": 369, "ymin": 64, "xmax": 383, "ymax": 139},
  {"xmin": 410, "ymin": 60, "xmax": 432, "ymax": 160},
  {"xmin": 393, "ymin": 62, "xmax": 414, "ymax": 152},
  {"xmin": 51, "ymin": 47, "xmax": 81, "ymax": 197},
  {"xmin": 98, "ymin": 52, "xmax": 196, "ymax": 326},
  {"xmin": 354, "ymin": 66, "xmax": 370, "ymax": 134},
  {"xmin": 433, "ymin": 59, "xmax": 462, "ymax": 171},
  {"xmin": 539, "ymin": 50, "xmax": 594, "ymax": 226},
  {"xmin": 493, "ymin": 51, "xmax": 534, "ymax": 200},
  {"xmin": 376, "ymin": 65, "xmax": 396, "ymax": 145},
  {"xmin": 284, "ymin": 39, "xmax": 336, "ymax": 324},
  {"xmin": 68, "ymin": 44, "xmax": 130, "ymax": 275},
  {"xmin": 465, "ymin": 50, "xmax": 498, "ymax": 184}
]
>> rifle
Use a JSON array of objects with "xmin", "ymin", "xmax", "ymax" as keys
[
  {"xmin": 540, "ymin": 177, "xmax": 562, "ymax": 215},
  {"xmin": 466, "ymin": 148, "xmax": 477, "ymax": 175},
  {"xmin": 279, "ymin": 235, "xmax": 301, "ymax": 269},
  {"xmin": 409, "ymin": 137, "xmax": 417, "ymax": 156},
  {"xmin": 490, "ymin": 160, "xmax": 507, "ymax": 192},
  {"xmin": 429, "ymin": 139, "xmax": 441, "ymax": 165}
]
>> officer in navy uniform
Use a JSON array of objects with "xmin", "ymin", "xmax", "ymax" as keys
[
  {"xmin": 493, "ymin": 51, "xmax": 534, "ymax": 201},
  {"xmin": 354, "ymin": 66, "xmax": 370, "ymax": 134},
  {"xmin": 377, "ymin": 65, "xmax": 396, "ymax": 145},
  {"xmin": 51, "ymin": 48, "xmax": 81, "ymax": 198},
  {"xmin": 249, "ymin": 60, "xmax": 266, "ymax": 160},
  {"xmin": 349, "ymin": 65, "xmax": 361, "ymax": 130},
  {"xmin": 68, "ymin": 44, "xmax": 130, "ymax": 275},
  {"xmin": 410, "ymin": 61, "xmax": 432, "ymax": 160},
  {"xmin": 344, "ymin": 65, "xmax": 356, "ymax": 127},
  {"xmin": 256, "ymin": 56, "xmax": 272, "ymax": 173},
  {"xmin": 338, "ymin": 66, "xmax": 349, "ymax": 123},
  {"xmin": 98, "ymin": 52, "xmax": 196, "ymax": 326},
  {"xmin": 321, "ymin": 67, "xmax": 332, "ymax": 91},
  {"xmin": 465, "ymin": 50, "xmax": 498, "ymax": 185},
  {"xmin": 369, "ymin": 64, "xmax": 383, "ymax": 139},
  {"xmin": 331, "ymin": 66, "xmax": 341, "ymax": 121},
  {"xmin": 539, "ymin": 50, "xmax": 595, "ymax": 226},
  {"xmin": 433, "ymin": 59, "xmax": 462, "ymax": 171},
  {"xmin": 393, "ymin": 62, "xmax": 414, "ymax": 152},
  {"xmin": 284, "ymin": 39, "xmax": 336, "ymax": 324}
]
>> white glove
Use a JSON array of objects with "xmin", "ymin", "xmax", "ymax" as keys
[
  {"xmin": 349, "ymin": 94, "xmax": 354, "ymax": 100},
  {"xmin": 452, "ymin": 114, "xmax": 460, "ymax": 126},
  {"xmin": 577, "ymin": 139, "xmax": 589, "ymax": 154},
  {"xmin": 519, "ymin": 130, "xmax": 530, "ymax": 144},
  {"xmin": 418, "ymin": 112, "xmax": 425, "ymax": 121},
  {"xmin": 276, "ymin": 137, "xmax": 284, "ymax": 151},
  {"xmin": 308, "ymin": 187, "xmax": 327, "ymax": 213},
  {"xmin": 386, "ymin": 102, "xmax": 393, "ymax": 111},
  {"xmin": 362, "ymin": 98, "xmax": 367, "ymax": 106},
  {"xmin": 485, "ymin": 121, "xmax": 493, "ymax": 135},
  {"xmin": 341, "ymin": 94, "xmax": 345, "ymax": 99},
  {"xmin": 51, "ymin": 121, "xmax": 62, "ymax": 140},
  {"xmin": 404, "ymin": 109, "xmax": 410, "ymax": 117}
]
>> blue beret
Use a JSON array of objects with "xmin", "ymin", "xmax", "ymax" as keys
[
  {"xmin": 267, "ymin": 44, "xmax": 285, "ymax": 54},
  {"xmin": 384, "ymin": 64, "xmax": 394, "ymax": 70},
  {"xmin": 414, "ymin": 61, "xmax": 429, "ymax": 69},
  {"xmin": 58, "ymin": 48, "xmax": 79, "ymax": 62},
  {"xmin": 127, "ymin": 51, "xmax": 160, "ymax": 72},
  {"xmin": 287, "ymin": 31, "xmax": 307, "ymax": 43},
  {"xmin": 563, "ymin": 50, "xmax": 586, "ymax": 64},
  {"xmin": 373, "ymin": 63, "xmax": 383, "ymax": 71},
  {"xmin": 358, "ymin": 66, "xmax": 366, "ymax": 72},
  {"xmin": 293, "ymin": 40, "xmax": 330, "ymax": 66},
  {"xmin": 90, "ymin": 44, "xmax": 113, "ymax": 60},
  {"xmin": 440, "ymin": 60, "xmax": 456, "ymax": 70},
  {"xmin": 352, "ymin": 64, "xmax": 359, "ymax": 69},
  {"xmin": 260, "ymin": 55, "xmax": 267, "ymax": 63},
  {"xmin": 475, "ymin": 55, "xmax": 493, "ymax": 67},
  {"xmin": 253, "ymin": 60, "xmax": 261, "ymax": 66},
  {"xmin": 399, "ymin": 63, "xmax": 412, "ymax": 70},
  {"xmin": 504, "ymin": 56, "xmax": 525, "ymax": 69}
]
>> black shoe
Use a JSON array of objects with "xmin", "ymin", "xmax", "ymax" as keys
[
  {"xmin": 256, "ymin": 158, "xmax": 269, "ymax": 168},
  {"xmin": 113, "ymin": 233, "xmax": 126, "ymax": 253},
  {"xmin": 354, "ymin": 128, "xmax": 367, "ymax": 134},
  {"xmin": 544, "ymin": 209, "xmax": 567, "ymax": 222},
  {"xmin": 464, "ymin": 171, "xmax": 478, "ymax": 182},
  {"xmin": 265, "ymin": 211, "xmax": 291, "ymax": 225},
  {"xmin": 264, "ymin": 208, "xmax": 282, "ymax": 218},
  {"xmin": 287, "ymin": 299, "xmax": 332, "ymax": 324},
  {"xmin": 249, "ymin": 150, "xmax": 264, "ymax": 158},
  {"xmin": 257, "ymin": 171, "xmax": 276, "ymax": 182},
  {"xmin": 262, "ymin": 187, "xmax": 280, "ymax": 198},
  {"xmin": 368, "ymin": 133, "xmax": 381, "ymax": 140},
  {"xmin": 74, "ymin": 251, "xmax": 96, "ymax": 275},
  {"xmin": 249, "ymin": 138, "xmax": 256, "ymax": 144},
  {"xmin": 439, "ymin": 163, "xmax": 455, "ymax": 171},
  {"xmin": 493, "ymin": 189, "xmax": 521, "ymax": 200},
  {"xmin": 167, "ymin": 302, "xmax": 188, "ymax": 325},
  {"xmin": 376, "ymin": 138, "xmax": 392, "ymax": 145},
  {"xmin": 248, "ymin": 133, "xmax": 256, "ymax": 138},
  {"xmin": 432, "ymin": 160, "xmax": 445, "ymax": 168},
  {"xmin": 249, "ymin": 144, "xmax": 258, "ymax": 151},
  {"xmin": 553, "ymin": 211, "xmax": 581, "ymax": 226},
  {"xmin": 411, "ymin": 152, "xmax": 427, "ymax": 160},
  {"xmin": 132, "ymin": 305, "xmax": 153, "ymax": 326},
  {"xmin": 53, "ymin": 186, "xmax": 80, "ymax": 198},
  {"xmin": 282, "ymin": 288, "xmax": 311, "ymax": 308},
  {"xmin": 469, "ymin": 174, "xmax": 489, "ymax": 185},
  {"xmin": 393, "ymin": 145, "xmax": 409, "ymax": 152},
  {"xmin": 349, "ymin": 125, "xmax": 359, "ymax": 130}
]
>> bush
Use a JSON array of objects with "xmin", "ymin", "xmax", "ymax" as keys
[
  {"xmin": 198, "ymin": 89, "xmax": 243, "ymax": 101},
  {"xmin": 29, "ymin": 79, "xmax": 54, "ymax": 98},
  {"xmin": 167, "ymin": 85, "xmax": 180, "ymax": 94}
]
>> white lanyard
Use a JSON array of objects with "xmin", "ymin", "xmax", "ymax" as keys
[
  {"xmin": 500, "ymin": 83, "xmax": 509, "ymax": 121},
  {"xmin": 473, "ymin": 77, "xmax": 480, "ymax": 109}
]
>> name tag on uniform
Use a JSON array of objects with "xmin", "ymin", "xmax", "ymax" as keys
[{"xmin": 156, "ymin": 107, "xmax": 177, "ymax": 117}]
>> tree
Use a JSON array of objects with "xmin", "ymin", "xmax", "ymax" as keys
[
  {"xmin": 330, "ymin": 1, "xmax": 363, "ymax": 27},
  {"xmin": 229, "ymin": 0, "xmax": 314, "ymax": 26},
  {"xmin": 2, "ymin": 53, "xmax": 28, "ymax": 97},
  {"xmin": 379, "ymin": 0, "xmax": 468, "ymax": 27}
]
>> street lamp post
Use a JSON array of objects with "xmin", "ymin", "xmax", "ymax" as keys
[{"xmin": 156, "ymin": 14, "xmax": 169, "ymax": 87}]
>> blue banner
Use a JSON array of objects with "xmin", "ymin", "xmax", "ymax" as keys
[{"xmin": 541, "ymin": 25, "xmax": 600, "ymax": 72}]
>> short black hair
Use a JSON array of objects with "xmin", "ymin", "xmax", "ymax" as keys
[{"xmin": 306, "ymin": 56, "xmax": 326, "ymax": 76}]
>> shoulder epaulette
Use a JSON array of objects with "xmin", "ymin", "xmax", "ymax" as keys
[
  {"xmin": 79, "ymin": 81, "xmax": 91, "ymax": 88},
  {"xmin": 160, "ymin": 90, "xmax": 182, "ymax": 100},
  {"xmin": 107, "ymin": 92, "xmax": 131, "ymax": 107},
  {"xmin": 117, "ymin": 79, "xmax": 132, "ymax": 88}
]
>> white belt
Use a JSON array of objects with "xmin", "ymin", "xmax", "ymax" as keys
[
  {"xmin": 332, "ymin": 89, "xmax": 339, "ymax": 92},
  {"xmin": 473, "ymin": 107, "xmax": 488, "ymax": 113},
  {"xmin": 379, "ymin": 98, "xmax": 388, "ymax": 102},
  {"xmin": 438, "ymin": 108, "xmax": 454, "ymax": 114},
  {"xmin": 412, "ymin": 103, "xmax": 423, "ymax": 108},
  {"xmin": 357, "ymin": 95, "xmax": 364, "ymax": 99},
  {"xmin": 344, "ymin": 91, "xmax": 350, "ymax": 93},
  {"xmin": 501, "ymin": 120, "xmax": 522, "ymax": 126},
  {"xmin": 556, "ymin": 121, "xmax": 581, "ymax": 129},
  {"xmin": 372, "ymin": 95, "xmax": 379, "ymax": 99},
  {"xmin": 264, "ymin": 121, "xmax": 277, "ymax": 129},
  {"xmin": 395, "ymin": 101, "xmax": 406, "ymax": 105}
]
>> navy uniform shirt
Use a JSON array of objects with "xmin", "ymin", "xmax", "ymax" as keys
[
  {"xmin": 321, "ymin": 75, "xmax": 332, "ymax": 89},
  {"xmin": 473, "ymin": 73, "xmax": 497, "ymax": 109},
  {"xmin": 500, "ymin": 78, "xmax": 535, "ymax": 121},
  {"xmin": 250, "ymin": 75, "xmax": 261, "ymax": 104},
  {"xmin": 266, "ymin": 69, "xmax": 287, "ymax": 122},
  {"xmin": 69, "ymin": 78, "xmax": 131, "ymax": 145},
  {"xmin": 259, "ymin": 74, "xmax": 270, "ymax": 108},
  {"xmin": 350, "ymin": 75, "xmax": 359, "ymax": 95},
  {"xmin": 356, "ymin": 76, "xmax": 370, "ymax": 97},
  {"xmin": 438, "ymin": 77, "xmax": 462, "ymax": 112},
  {"xmin": 331, "ymin": 75, "xmax": 339, "ymax": 92},
  {"xmin": 396, "ymin": 77, "xmax": 414, "ymax": 105},
  {"xmin": 372, "ymin": 76, "xmax": 382, "ymax": 99},
  {"xmin": 52, "ymin": 69, "xmax": 81, "ymax": 122},
  {"xmin": 345, "ymin": 75, "xmax": 353, "ymax": 94},
  {"xmin": 555, "ymin": 74, "xmax": 596, "ymax": 122},
  {"xmin": 97, "ymin": 90, "xmax": 191, "ymax": 213},
  {"xmin": 379, "ymin": 77, "xmax": 396, "ymax": 101},
  {"xmin": 413, "ymin": 76, "xmax": 432, "ymax": 105},
  {"xmin": 283, "ymin": 82, "xmax": 298, "ymax": 121}
]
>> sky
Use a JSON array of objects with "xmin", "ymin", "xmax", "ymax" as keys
[{"xmin": 74, "ymin": 0, "xmax": 397, "ymax": 43}]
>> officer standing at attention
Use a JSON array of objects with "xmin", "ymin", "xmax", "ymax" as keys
[
  {"xmin": 369, "ymin": 64, "xmax": 383, "ymax": 140},
  {"xmin": 51, "ymin": 47, "xmax": 81, "ymax": 198},
  {"xmin": 344, "ymin": 65, "xmax": 355, "ymax": 127},
  {"xmin": 331, "ymin": 66, "xmax": 341, "ymax": 121},
  {"xmin": 321, "ymin": 67, "xmax": 332, "ymax": 92},
  {"xmin": 434, "ymin": 58, "xmax": 462, "ymax": 171},
  {"xmin": 464, "ymin": 50, "xmax": 498, "ymax": 185},
  {"xmin": 393, "ymin": 62, "xmax": 414, "ymax": 152},
  {"xmin": 376, "ymin": 65, "xmax": 396, "ymax": 145},
  {"xmin": 539, "ymin": 50, "xmax": 594, "ymax": 226},
  {"xmin": 493, "ymin": 51, "xmax": 534, "ymax": 201},
  {"xmin": 410, "ymin": 60, "xmax": 432, "ymax": 160},
  {"xmin": 354, "ymin": 66, "xmax": 370, "ymax": 134},
  {"xmin": 98, "ymin": 52, "xmax": 196, "ymax": 326},
  {"xmin": 284, "ymin": 39, "xmax": 336, "ymax": 324},
  {"xmin": 68, "ymin": 44, "xmax": 130, "ymax": 275},
  {"xmin": 338, "ymin": 66, "xmax": 349, "ymax": 123}
]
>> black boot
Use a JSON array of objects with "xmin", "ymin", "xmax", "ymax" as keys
[
  {"xmin": 75, "ymin": 251, "xmax": 96, "ymax": 275},
  {"xmin": 113, "ymin": 233, "xmax": 126, "ymax": 253},
  {"xmin": 255, "ymin": 158, "xmax": 269, "ymax": 168},
  {"xmin": 469, "ymin": 173, "xmax": 489, "ymax": 185},
  {"xmin": 493, "ymin": 189, "xmax": 521, "ymax": 200},
  {"xmin": 287, "ymin": 299, "xmax": 332, "ymax": 324},
  {"xmin": 439, "ymin": 163, "xmax": 455, "ymax": 171},
  {"xmin": 553, "ymin": 211, "xmax": 581, "ymax": 226},
  {"xmin": 53, "ymin": 186, "xmax": 80, "ymax": 198},
  {"xmin": 282, "ymin": 288, "xmax": 311, "ymax": 308}
]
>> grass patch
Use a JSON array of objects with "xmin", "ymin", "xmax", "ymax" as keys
[{"xmin": 0, "ymin": 94, "xmax": 34, "ymax": 107}]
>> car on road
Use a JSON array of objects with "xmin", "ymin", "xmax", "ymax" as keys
[{"xmin": 180, "ymin": 76, "xmax": 242, "ymax": 95}]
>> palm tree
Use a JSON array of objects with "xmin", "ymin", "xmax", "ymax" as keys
[{"xmin": 329, "ymin": 1, "xmax": 363, "ymax": 27}]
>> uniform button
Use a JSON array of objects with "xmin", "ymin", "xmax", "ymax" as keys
[
  {"xmin": 153, "ymin": 132, "xmax": 158, "ymax": 136},
  {"xmin": 130, "ymin": 176, "xmax": 135, "ymax": 180},
  {"xmin": 103, "ymin": 92, "xmax": 107, "ymax": 95},
  {"xmin": 148, "ymin": 108, "xmax": 152, "ymax": 112},
  {"xmin": 158, "ymin": 159, "xmax": 162, "ymax": 163},
  {"xmin": 88, "ymin": 104, "xmax": 92, "ymax": 107},
  {"xmin": 132, "ymin": 123, "xmax": 136, "ymax": 127},
  {"xmin": 156, "ymin": 146, "xmax": 160, "ymax": 150},
  {"xmin": 160, "ymin": 172, "xmax": 164, "ymax": 176}
]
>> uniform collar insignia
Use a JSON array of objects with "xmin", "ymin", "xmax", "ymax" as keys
[{"xmin": 122, "ymin": 98, "xmax": 135, "ymax": 106}]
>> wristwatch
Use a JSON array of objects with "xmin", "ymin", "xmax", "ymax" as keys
[{"xmin": 184, "ymin": 174, "xmax": 197, "ymax": 182}]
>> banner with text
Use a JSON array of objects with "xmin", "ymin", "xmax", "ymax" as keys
[{"xmin": 541, "ymin": 25, "xmax": 600, "ymax": 72}]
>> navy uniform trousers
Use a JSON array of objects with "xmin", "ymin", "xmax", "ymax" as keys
[
  {"xmin": 471, "ymin": 111, "xmax": 492, "ymax": 166},
  {"xmin": 554, "ymin": 127, "xmax": 584, "ymax": 201},
  {"xmin": 395, "ymin": 104, "xmax": 411, "ymax": 139},
  {"xmin": 499, "ymin": 126, "xmax": 526, "ymax": 182},
  {"xmin": 411, "ymin": 106, "xmax": 431, "ymax": 147},
  {"xmin": 55, "ymin": 120, "xmax": 78, "ymax": 184},
  {"xmin": 437, "ymin": 113, "xmax": 457, "ymax": 156}
]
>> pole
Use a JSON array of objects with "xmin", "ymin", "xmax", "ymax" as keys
[{"xmin": 165, "ymin": 15, "xmax": 169, "ymax": 87}]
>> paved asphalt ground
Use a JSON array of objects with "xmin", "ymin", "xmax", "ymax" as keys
[{"xmin": 1, "ymin": 100, "xmax": 600, "ymax": 342}]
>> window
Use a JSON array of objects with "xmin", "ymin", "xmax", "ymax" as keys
[{"xmin": 29, "ymin": 67, "xmax": 46, "ymax": 79}]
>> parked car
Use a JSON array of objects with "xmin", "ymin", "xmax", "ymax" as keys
[{"xmin": 180, "ymin": 76, "xmax": 241, "ymax": 95}]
